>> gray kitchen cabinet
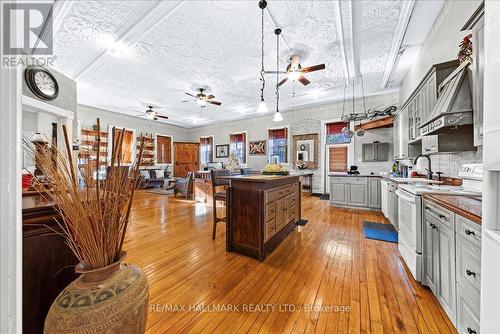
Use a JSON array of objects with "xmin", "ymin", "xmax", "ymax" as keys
[
  {"xmin": 436, "ymin": 221, "xmax": 456, "ymax": 324},
  {"xmin": 424, "ymin": 216, "xmax": 439, "ymax": 296},
  {"xmin": 329, "ymin": 179, "xmax": 348, "ymax": 206},
  {"xmin": 362, "ymin": 142, "xmax": 389, "ymax": 162},
  {"xmin": 329, "ymin": 176, "xmax": 379, "ymax": 209},
  {"xmin": 348, "ymin": 183, "xmax": 368, "ymax": 207},
  {"xmin": 456, "ymin": 286, "xmax": 480, "ymax": 334},
  {"xmin": 368, "ymin": 178, "xmax": 381, "ymax": 208},
  {"xmin": 393, "ymin": 112, "xmax": 401, "ymax": 159}
]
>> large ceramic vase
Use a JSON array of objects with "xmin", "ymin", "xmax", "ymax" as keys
[{"xmin": 44, "ymin": 252, "xmax": 149, "ymax": 334}]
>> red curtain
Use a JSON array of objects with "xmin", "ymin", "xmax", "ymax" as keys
[
  {"xmin": 268, "ymin": 128, "xmax": 288, "ymax": 140},
  {"xmin": 326, "ymin": 122, "xmax": 348, "ymax": 135}
]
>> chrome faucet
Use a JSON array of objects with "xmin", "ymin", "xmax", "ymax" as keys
[{"xmin": 414, "ymin": 154, "xmax": 433, "ymax": 180}]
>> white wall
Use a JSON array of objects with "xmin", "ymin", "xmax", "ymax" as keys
[
  {"xmin": 21, "ymin": 110, "xmax": 60, "ymax": 169},
  {"xmin": 77, "ymin": 104, "xmax": 192, "ymax": 142},
  {"xmin": 190, "ymin": 92, "xmax": 398, "ymax": 193}
]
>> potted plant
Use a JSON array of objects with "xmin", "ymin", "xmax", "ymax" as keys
[{"xmin": 25, "ymin": 119, "xmax": 149, "ymax": 334}]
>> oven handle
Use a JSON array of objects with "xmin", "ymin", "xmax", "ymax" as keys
[{"xmin": 395, "ymin": 189, "xmax": 416, "ymax": 203}]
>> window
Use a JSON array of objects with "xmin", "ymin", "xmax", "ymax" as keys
[
  {"xmin": 268, "ymin": 128, "xmax": 288, "ymax": 163},
  {"xmin": 329, "ymin": 146, "xmax": 348, "ymax": 172},
  {"xmin": 229, "ymin": 132, "xmax": 246, "ymax": 163},
  {"xmin": 200, "ymin": 136, "xmax": 213, "ymax": 164},
  {"xmin": 156, "ymin": 135, "xmax": 172, "ymax": 164},
  {"xmin": 326, "ymin": 122, "xmax": 351, "ymax": 144}
]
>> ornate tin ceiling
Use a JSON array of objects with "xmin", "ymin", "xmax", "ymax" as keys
[{"xmin": 52, "ymin": 0, "xmax": 406, "ymax": 128}]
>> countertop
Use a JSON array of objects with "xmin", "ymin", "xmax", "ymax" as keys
[
  {"xmin": 23, "ymin": 193, "xmax": 55, "ymax": 213},
  {"xmin": 329, "ymin": 173, "xmax": 381, "ymax": 178},
  {"xmin": 220, "ymin": 174, "xmax": 300, "ymax": 183},
  {"xmin": 422, "ymin": 194, "xmax": 482, "ymax": 224}
]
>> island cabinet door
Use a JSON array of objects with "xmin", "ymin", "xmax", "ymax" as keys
[
  {"xmin": 347, "ymin": 183, "xmax": 368, "ymax": 207},
  {"xmin": 274, "ymin": 197, "xmax": 289, "ymax": 232}
]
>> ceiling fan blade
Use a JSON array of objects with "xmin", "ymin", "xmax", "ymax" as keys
[
  {"xmin": 207, "ymin": 100, "xmax": 222, "ymax": 106},
  {"xmin": 205, "ymin": 94, "xmax": 215, "ymax": 100},
  {"xmin": 185, "ymin": 92, "xmax": 196, "ymax": 98},
  {"xmin": 181, "ymin": 100, "xmax": 192, "ymax": 103},
  {"xmin": 300, "ymin": 64, "xmax": 325, "ymax": 73},
  {"xmin": 278, "ymin": 77, "xmax": 289, "ymax": 86},
  {"xmin": 155, "ymin": 115, "xmax": 169, "ymax": 119},
  {"xmin": 298, "ymin": 76, "xmax": 311, "ymax": 86},
  {"xmin": 264, "ymin": 71, "xmax": 286, "ymax": 74}
]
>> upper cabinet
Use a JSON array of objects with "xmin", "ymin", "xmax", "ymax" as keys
[{"xmin": 462, "ymin": 4, "xmax": 484, "ymax": 146}]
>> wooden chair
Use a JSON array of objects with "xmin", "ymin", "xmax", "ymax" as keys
[{"xmin": 210, "ymin": 169, "xmax": 231, "ymax": 239}]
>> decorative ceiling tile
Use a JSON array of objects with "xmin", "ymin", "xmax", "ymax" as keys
[{"xmin": 51, "ymin": 0, "xmax": 404, "ymax": 128}]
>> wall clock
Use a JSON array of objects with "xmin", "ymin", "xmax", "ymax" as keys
[{"xmin": 25, "ymin": 66, "xmax": 59, "ymax": 101}]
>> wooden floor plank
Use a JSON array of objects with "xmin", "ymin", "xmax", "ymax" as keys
[{"xmin": 121, "ymin": 191, "xmax": 457, "ymax": 334}]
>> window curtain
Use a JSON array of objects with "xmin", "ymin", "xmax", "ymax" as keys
[
  {"xmin": 156, "ymin": 135, "xmax": 172, "ymax": 164},
  {"xmin": 200, "ymin": 137, "xmax": 213, "ymax": 164},
  {"xmin": 329, "ymin": 146, "xmax": 348, "ymax": 172},
  {"xmin": 268, "ymin": 128, "xmax": 288, "ymax": 163},
  {"xmin": 326, "ymin": 122, "xmax": 351, "ymax": 144},
  {"xmin": 229, "ymin": 132, "xmax": 246, "ymax": 163}
]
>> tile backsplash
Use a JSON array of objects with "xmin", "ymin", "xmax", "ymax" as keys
[{"xmin": 413, "ymin": 146, "xmax": 483, "ymax": 177}]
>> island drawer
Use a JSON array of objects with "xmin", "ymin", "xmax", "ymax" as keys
[
  {"xmin": 264, "ymin": 218, "xmax": 276, "ymax": 242},
  {"xmin": 456, "ymin": 235, "xmax": 481, "ymax": 296},
  {"xmin": 456, "ymin": 215, "xmax": 481, "ymax": 248},
  {"xmin": 264, "ymin": 183, "xmax": 298, "ymax": 203},
  {"xmin": 424, "ymin": 201, "xmax": 454, "ymax": 230},
  {"xmin": 265, "ymin": 203, "xmax": 276, "ymax": 221}
]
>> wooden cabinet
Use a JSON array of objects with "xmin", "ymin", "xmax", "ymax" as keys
[
  {"xmin": 362, "ymin": 142, "xmax": 389, "ymax": 162},
  {"xmin": 226, "ymin": 175, "xmax": 300, "ymax": 260},
  {"xmin": 329, "ymin": 176, "xmax": 380, "ymax": 210}
]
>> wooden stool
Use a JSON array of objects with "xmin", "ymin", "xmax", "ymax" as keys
[{"xmin": 210, "ymin": 169, "xmax": 230, "ymax": 239}]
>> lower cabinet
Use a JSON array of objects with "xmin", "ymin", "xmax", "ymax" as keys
[
  {"xmin": 329, "ymin": 176, "xmax": 380, "ymax": 209},
  {"xmin": 423, "ymin": 199, "xmax": 482, "ymax": 332}
]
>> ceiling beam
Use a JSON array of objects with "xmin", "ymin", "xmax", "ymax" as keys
[
  {"xmin": 74, "ymin": 0, "xmax": 185, "ymax": 82},
  {"xmin": 380, "ymin": 0, "xmax": 416, "ymax": 89},
  {"xmin": 333, "ymin": 0, "xmax": 349, "ymax": 81},
  {"xmin": 350, "ymin": 0, "xmax": 362, "ymax": 79},
  {"xmin": 265, "ymin": 6, "xmax": 291, "ymax": 52}
]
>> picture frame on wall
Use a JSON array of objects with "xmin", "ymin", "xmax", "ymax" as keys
[
  {"xmin": 249, "ymin": 140, "xmax": 266, "ymax": 155},
  {"xmin": 216, "ymin": 144, "xmax": 230, "ymax": 158}
]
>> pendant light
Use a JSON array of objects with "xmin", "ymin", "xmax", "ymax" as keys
[
  {"xmin": 273, "ymin": 27, "xmax": 282, "ymax": 122},
  {"xmin": 257, "ymin": 0, "xmax": 268, "ymax": 113}
]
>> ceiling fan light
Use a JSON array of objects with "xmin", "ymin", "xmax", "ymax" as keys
[
  {"xmin": 273, "ymin": 111, "xmax": 283, "ymax": 122},
  {"xmin": 257, "ymin": 100, "xmax": 269, "ymax": 113},
  {"xmin": 197, "ymin": 99, "xmax": 207, "ymax": 108},
  {"xmin": 288, "ymin": 71, "xmax": 301, "ymax": 81}
]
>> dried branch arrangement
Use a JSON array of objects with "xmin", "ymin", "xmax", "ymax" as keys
[{"xmin": 23, "ymin": 118, "xmax": 145, "ymax": 270}]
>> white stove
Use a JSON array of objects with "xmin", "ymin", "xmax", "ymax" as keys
[{"xmin": 396, "ymin": 163, "xmax": 483, "ymax": 282}]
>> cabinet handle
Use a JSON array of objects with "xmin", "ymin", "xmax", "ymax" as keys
[
  {"xmin": 429, "ymin": 223, "xmax": 437, "ymax": 229},
  {"xmin": 465, "ymin": 229, "xmax": 475, "ymax": 236},
  {"xmin": 466, "ymin": 269, "xmax": 476, "ymax": 277},
  {"xmin": 467, "ymin": 327, "xmax": 477, "ymax": 334},
  {"xmin": 439, "ymin": 214, "xmax": 446, "ymax": 219},
  {"xmin": 425, "ymin": 207, "xmax": 430, "ymax": 211}
]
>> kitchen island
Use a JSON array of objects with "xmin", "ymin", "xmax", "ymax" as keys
[{"xmin": 224, "ymin": 175, "xmax": 301, "ymax": 260}]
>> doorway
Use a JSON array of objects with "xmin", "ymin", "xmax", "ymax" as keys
[{"xmin": 173, "ymin": 142, "xmax": 200, "ymax": 177}]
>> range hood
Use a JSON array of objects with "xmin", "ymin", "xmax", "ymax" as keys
[{"xmin": 420, "ymin": 61, "xmax": 473, "ymax": 136}]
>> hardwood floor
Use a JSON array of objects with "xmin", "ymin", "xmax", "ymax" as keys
[{"xmin": 125, "ymin": 191, "xmax": 457, "ymax": 334}]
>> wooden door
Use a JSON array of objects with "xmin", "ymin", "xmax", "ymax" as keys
[{"xmin": 173, "ymin": 142, "xmax": 199, "ymax": 177}]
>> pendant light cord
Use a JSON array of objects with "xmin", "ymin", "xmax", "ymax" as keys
[
  {"xmin": 361, "ymin": 74, "xmax": 367, "ymax": 115},
  {"xmin": 275, "ymin": 30, "xmax": 280, "ymax": 113},
  {"xmin": 341, "ymin": 78, "xmax": 347, "ymax": 120},
  {"xmin": 260, "ymin": 6, "xmax": 265, "ymax": 101}
]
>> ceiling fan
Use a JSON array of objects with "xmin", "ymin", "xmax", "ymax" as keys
[
  {"xmin": 265, "ymin": 55, "xmax": 325, "ymax": 87},
  {"xmin": 182, "ymin": 88, "xmax": 222, "ymax": 108},
  {"xmin": 135, "ymin": 105, "xmax": 168, "ymax": 121}
]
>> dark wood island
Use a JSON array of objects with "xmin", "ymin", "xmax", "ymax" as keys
[{"xmin": 225, "ymin": 175, "xmax": 301, "ymax": 260}]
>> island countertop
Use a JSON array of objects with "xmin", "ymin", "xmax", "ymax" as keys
[
  {"xmin": 221, "ymin": 174, "xmax": 300, "ymax": 183},
  {"xmin": 422, "ymin": 193, "xmax": 482, "ymax": 224},
  {"xmin": 329, "ymin": 173, "xmax": 381, "ymax": 178}
]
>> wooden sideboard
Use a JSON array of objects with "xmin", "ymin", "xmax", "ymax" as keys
[
  {"xmin": 225, "ymin": 175, "xmax": 301, "ymax": 260},
  {"xmin": 23, "ymin": 194, "xmax": 79, "ymax": 334}
]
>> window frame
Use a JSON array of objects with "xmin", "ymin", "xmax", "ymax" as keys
[
  {"xmin": 199, "ymin": 135, "xmax": 214, "ymax": 164},
  {"xmin": 155, "ymin": 133, "xmax": 173, "ymax": 165},
  {"xmin": 229, "ymin": 131, "xmax": 247, "ymax": 164},
  {"xmin": 267, "ymin": 126, "xmax": 289, "ymax": 164}
]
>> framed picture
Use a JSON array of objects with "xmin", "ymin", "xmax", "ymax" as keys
[
  {"xmin": 249, "ymin": 140, "xmax": 266, "ymax": 155},
  {"xmin": 216, "ymin": 144, "xmax": 229, "ymax": 158}
]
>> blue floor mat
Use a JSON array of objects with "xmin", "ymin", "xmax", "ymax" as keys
[{"xmin": 363, "ymin": 221, "xmax": 398, "ymax": 243}]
